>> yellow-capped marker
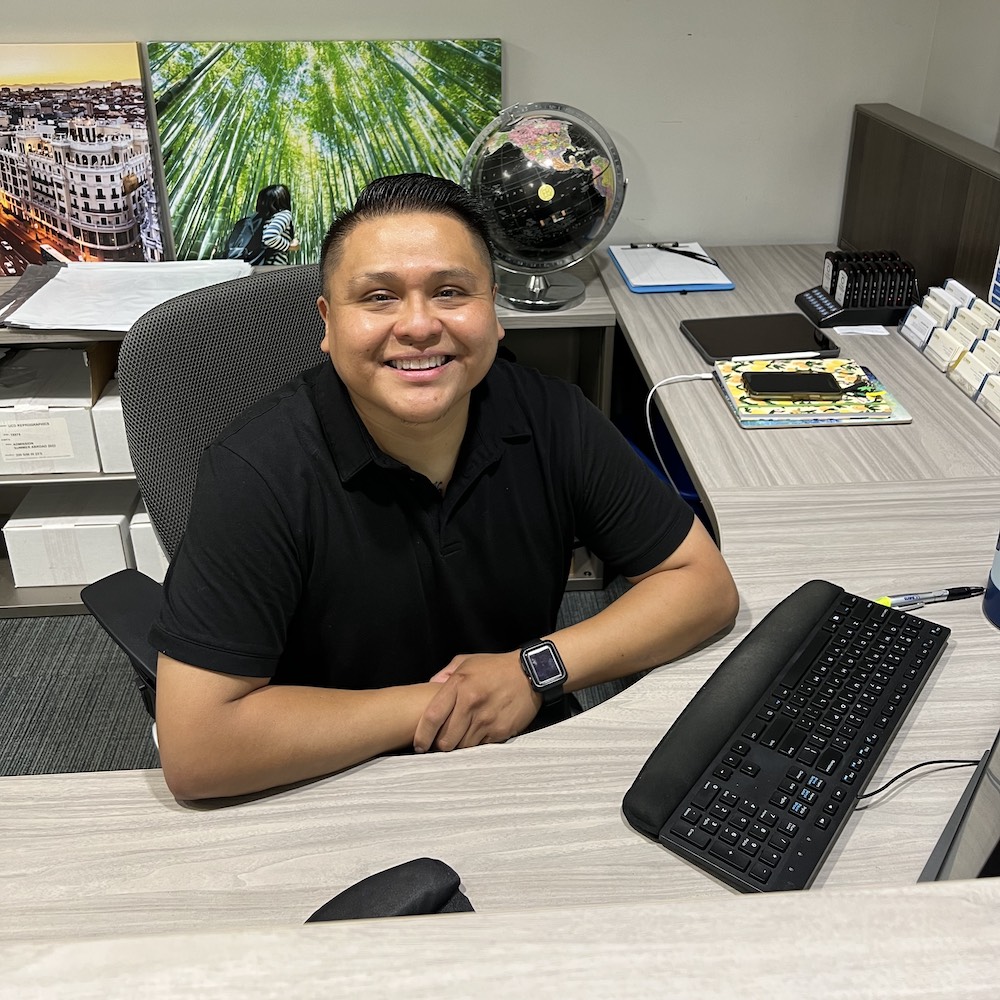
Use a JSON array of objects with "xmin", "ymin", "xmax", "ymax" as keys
[{"xmin": 538, "ymin": 183, "xmax": 555, "ymax": 202}]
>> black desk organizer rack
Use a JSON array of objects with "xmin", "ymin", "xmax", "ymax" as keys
[
  {"xmin": 794, "ymin": 250, "xmax": 919, "ymax": 328},
  {"xmin": 794, "ymin": 286, "xmax": 912, "ymax": 328}
]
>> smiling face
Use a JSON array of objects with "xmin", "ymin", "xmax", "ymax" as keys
[{"xmin": 317, "ymin": 210, "xmax": 504, "ymax": 440}]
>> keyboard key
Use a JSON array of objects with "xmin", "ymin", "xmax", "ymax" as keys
[
  {"xmin": 709, "ymin": 842, "xmax": 750, "ymax": 871},
  {"xmin": 750, "ymin": 863, "xmax": 773, "ymax": 884},
  {"xmin": 777, "ymin": 729, "xmax": 807, "ymax": 756},
  {"xmin": 769, "ymin": 832, "xmax": 790, "ymax": 852},
  {"xmin": 670, "ymin": 822, "xmax": 711, "ymax": 850},
  {"xmin": 760, "ymin": 715, "xmax": 792, "ymax": 749},
  {"xmin": 691, "ymin": 781, "xmax": 721, "ymax": 809},
  {"xmin": 816, "ymin": 748, "xmax": 843, "ymax": 775}
]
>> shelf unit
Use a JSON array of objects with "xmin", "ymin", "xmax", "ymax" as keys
[
  {"xmin": 1, "ymin": 287, "xmax": 130, "ymax": 616},
  {"xmin": 0, "ymin": 262, "xmax": 617, "ymax": 614}
]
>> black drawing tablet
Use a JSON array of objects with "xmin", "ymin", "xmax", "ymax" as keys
[{"xmin": 679, "ymin": 313, "xmax": 840, "ymax": 363}]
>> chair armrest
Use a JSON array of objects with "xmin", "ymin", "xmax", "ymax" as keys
[{"xmin": 81, "ymin": 569, "xmax": 163, "ymax": 716}]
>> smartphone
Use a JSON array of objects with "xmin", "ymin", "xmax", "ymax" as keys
[{"xmin": 740, "ymin": 370, "xmax": 844, "ymax": 400}]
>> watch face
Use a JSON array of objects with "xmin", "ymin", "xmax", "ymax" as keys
[{"xmin": 523, "ymin": 644, "xmax": 565, "ymax": 686}]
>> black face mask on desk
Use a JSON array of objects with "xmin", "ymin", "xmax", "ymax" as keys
[{"xmin": 305, "ymin": 858, "xmax": 474, "ymax": 922}]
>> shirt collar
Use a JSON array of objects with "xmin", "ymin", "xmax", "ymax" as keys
[{"xmin": 312, "ymin": 360, "xmax": 532, "ymax": 486}]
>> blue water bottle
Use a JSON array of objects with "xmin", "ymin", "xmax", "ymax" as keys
[{"xmin": 985, "ymin": 529, "xmax": 1000, "ymax": 629}]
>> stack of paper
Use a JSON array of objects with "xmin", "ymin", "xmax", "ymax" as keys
[
  {"xmin": 713, "ymin": 357, "xmax": 911, "ymax": 428},
  {"xmin": 2, "ymin": 260, "xmax": 253, "ymax": 332},
  {"xmin": 608, "ymin": 242, "xmax": 734, "ymax": 293}
]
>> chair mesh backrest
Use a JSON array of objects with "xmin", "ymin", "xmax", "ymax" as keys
[{"xmin": 117, "ymin": 264, "xmax": 327, "ymax": 558}]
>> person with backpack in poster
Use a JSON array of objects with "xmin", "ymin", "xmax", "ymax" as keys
[
  {"xmin": 257, "ymin": 183, "xmax": 299, "ymax": 265},
  {"xmin": 219, "ymin": 184, "xmax": 299, "ymax": 265}
]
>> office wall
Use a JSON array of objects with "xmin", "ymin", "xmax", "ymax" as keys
[
  {"xmin": 8, "ymin": 0, "xmax": 939, "ymax": 246},
  {"xmin": 921, "ymin": 0, "xmax": 1000, "ymax": 150}
]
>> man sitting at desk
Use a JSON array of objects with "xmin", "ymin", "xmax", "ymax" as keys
[{"xmin": 151, "ymin": 173, "xmax": 739, "ymax": 800}]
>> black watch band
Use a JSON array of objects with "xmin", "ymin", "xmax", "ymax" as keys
[{"xmin": 519, "ymin": 638, "xmax": 568, "ymax": 707}]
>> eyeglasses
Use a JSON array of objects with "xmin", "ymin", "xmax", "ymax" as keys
[{"xmin": 628, "ymin": 242, "xmax": 720, "ymax": 268}]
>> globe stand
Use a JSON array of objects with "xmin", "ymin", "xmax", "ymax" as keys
[{"xmin": 496, "ymin": 270, "xmax": 585, "ymax": 311}]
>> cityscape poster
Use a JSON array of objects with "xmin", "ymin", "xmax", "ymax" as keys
[
  {"xmin": 146, "ymin": 39, "xmax": 502, "ymax": 262},
  {"xmin": 0, "ymin": 43, "xmax": 168, "ymax": 275}
]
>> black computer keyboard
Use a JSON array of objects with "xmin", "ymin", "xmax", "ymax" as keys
[{"xmin": 622, "ymin": 579, "xmax": 950, "ymax": 892}]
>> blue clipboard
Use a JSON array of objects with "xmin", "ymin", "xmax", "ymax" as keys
[{"xmin": 608, "ymin": 243, "xmax": 734, "ymax": 294}]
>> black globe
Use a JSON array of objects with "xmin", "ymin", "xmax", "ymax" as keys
[
  {"xmin": 478, "ymin": 122, "xmax": 609, "ymax": 265},
  {"xmin": 462, "ymin": 103, "xmax": 625, "ymax": 309}
]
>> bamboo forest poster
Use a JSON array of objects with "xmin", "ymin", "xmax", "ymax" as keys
[{"xmin": 146, "ymin": 39, "xmax": 502, "ymax": 262}]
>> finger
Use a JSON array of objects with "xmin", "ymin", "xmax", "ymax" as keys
[
  {"xmin": 434, "ymin": 707, "xmax": 474, "ymax": 753},
  {"xmin": 413, "ymin": 684, "xmax": 458, "ymax": 753}
]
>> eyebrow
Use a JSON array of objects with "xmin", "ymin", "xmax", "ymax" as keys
[{"xmin": 344, "ymin": 267, "xmax": 484, "ymax": 291}]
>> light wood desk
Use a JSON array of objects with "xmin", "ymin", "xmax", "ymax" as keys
[{"xmin": 3, "ymin": 247, "xmax": 1000, "ymax": 993}]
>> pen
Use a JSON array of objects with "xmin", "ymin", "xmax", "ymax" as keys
[
  {"xmin": 730, "ymin": 351, "xmax": 821, "ymax": 362},
  {"xmin": 875, "ymin": 586, "xmax": 985, "ymax": 608},
  {"xmin": 628, "ymin": 242, "xmax": 720, "ymax": 267}
]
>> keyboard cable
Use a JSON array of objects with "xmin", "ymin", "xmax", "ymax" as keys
[{"xmin": 854, "ymin": 758, "xmax": 980, "ymax": 808}]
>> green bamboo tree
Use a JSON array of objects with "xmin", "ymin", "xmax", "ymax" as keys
[{"xmin": 149, "ymin": 39, "xmax": 502, "ymax": 261}]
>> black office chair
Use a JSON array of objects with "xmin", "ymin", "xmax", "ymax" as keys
[{"xmin": 81, "ymin": 264, "xmax": 327, "ymax": 717}]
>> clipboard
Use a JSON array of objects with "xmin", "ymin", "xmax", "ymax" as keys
[{"xmin": 608, "ymin": 242, "xmax": 734, "ymax": 293}]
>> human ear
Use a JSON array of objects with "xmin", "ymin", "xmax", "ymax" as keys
[{"xmin": 316, "ymin": 295, "xmax": 331, "ymax": 355}]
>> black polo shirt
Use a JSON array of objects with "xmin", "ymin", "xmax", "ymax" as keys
[{"xmin": 151, "ymin": 359, "xmax": 694, "ymax": 688}]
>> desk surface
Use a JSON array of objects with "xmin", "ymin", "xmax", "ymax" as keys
[
  {"xmin": 3, "ymin": 247, "xmax": 1000, "ymax": 992},
  {"xmin": 598, "ymin": 245, "xmax": 1000, "ymax": 499}
]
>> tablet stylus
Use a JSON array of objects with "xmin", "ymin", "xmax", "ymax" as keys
[{"xmin": 729, "ymin": 351, "xmax": 822, "ymax": 362}]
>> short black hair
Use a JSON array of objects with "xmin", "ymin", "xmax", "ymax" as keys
[
  {"xmin": 319, "ymin": 173, "xmax": 494, "ymax": 292},
  {"xmin": 256, "ymin": 184, "xmax": 291, "ymax": 218}
]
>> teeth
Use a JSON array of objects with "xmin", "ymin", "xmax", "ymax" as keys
[{"xmin": 389, "ymin": 356, "xmax": 449, "ymax": 370}]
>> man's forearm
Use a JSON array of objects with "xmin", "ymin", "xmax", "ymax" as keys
[
  {"xmin": 157, "ymin": 670, "xmax": 439, "ymax": 800},
  {"xmin": 551, "ymin": 543, "xmax": 739, "ymax": 693}
]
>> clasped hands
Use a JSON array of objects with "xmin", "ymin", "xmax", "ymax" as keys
[{"xmin": 412, "ymin": 650, "xmax": 542, "ymax": 754}]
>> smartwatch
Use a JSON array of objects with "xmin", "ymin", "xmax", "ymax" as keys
[{"xmin": 519, "ymin": 639, "xmax": 568, "ymax": 707}]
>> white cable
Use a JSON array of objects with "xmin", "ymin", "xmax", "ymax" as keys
[{"xmin": 644, "ymin": 372, "xmax": 714, "ymax": 481}]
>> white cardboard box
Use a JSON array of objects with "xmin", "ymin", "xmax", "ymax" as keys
[
  {"xmin": 129, "ymin": 501, "xmax": 170, "ymax": 583},
  {"xmin": 91, "ymin": 378, "xmax": 133, "ymax": 473},
  {"xmin": 3, "ymin": 480, "xmax": 139, "ymax": 587},
  {"xmin": 0, "ymin": 346, "xmax": 115, "ymax": 474}
]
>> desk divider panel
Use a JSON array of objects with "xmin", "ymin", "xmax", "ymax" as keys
[{"xmin": 839, "ymin": 103, "xmax": 1000, "ymax": 298}]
